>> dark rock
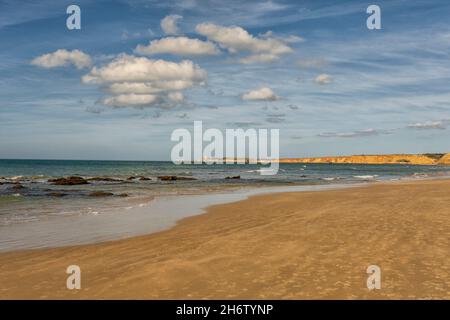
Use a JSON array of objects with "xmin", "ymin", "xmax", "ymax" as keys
[
  {"xmin": 49, "ymin": 176, "xmax": 89, "ymax": 185},
  {"xmin": 117, "ymin": 193, "xmax": 129, "ymax": 197},
  {"xmin": 127, "ymin": 176, "xmax": 136, "ymax": 181},
  {"xmin": 88, "ymin": 191, "xmax": 114, "ymax": 197},
  {"xmin": 11, "ymin": 184, "xmax": 26, "ymax": 190},
  {"xmin": 158, "ymin": 176, "xmax": 177, "ymax": 181},
  {"xmin": 139, "ymin": 177, "xmax": 151, "ymax": 181},
  {"xmin": 158, "ymin": 175, "xmax": 196, "ymax": 181},
  {"xmin": 225, "ymin": 175, "xmax": 241, "ymax": 179}
]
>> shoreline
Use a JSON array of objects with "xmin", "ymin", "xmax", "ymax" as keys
[
  {"xmin": 0, "ymin": 182, "xmax": 361, "ymax": 252},
  {"xmin": 2, "ymin": 172, "xmax": 449, "ymax": 253},
  {"xmin": 0, "ymin": 178, "xmax": 449, "ymax": 299}
]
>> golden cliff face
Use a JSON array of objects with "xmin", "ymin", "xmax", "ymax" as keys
[
  {"xmin": 279, "ymin": 153, "xmax": 450, "ymax": 165},
  {"xmin": 437, "ymin": 153, "xmax": 450, "ymax": 165}
]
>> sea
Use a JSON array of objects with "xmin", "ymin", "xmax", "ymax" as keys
[{"xmin": 1, "ymin": 159, "xmax": 449, "ymax": 251}]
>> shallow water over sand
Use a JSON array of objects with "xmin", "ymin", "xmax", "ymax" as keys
[{"xmin": 0, "ymin": 184, "xmax": 359, "ymax": 252}]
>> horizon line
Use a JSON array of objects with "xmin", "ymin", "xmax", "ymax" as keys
[{"xmin": 0, "ymin": 152, "xmax": 448, "ymax": 163}]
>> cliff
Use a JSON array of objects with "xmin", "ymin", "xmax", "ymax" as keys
[
  {"xmin": 279, "ymin": 153, "xmax": 450, "ymax": 165},
  {"xmin": 437, "ymin": 153, "xmax": 450, "ymax": 165}
]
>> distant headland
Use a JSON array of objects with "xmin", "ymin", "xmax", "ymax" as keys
[
  {"xmin": 202, "ymin": 153, "xmax": 450, "ymax": 165},
  {"xmin": 279, "ymin": 153, "xmax": 450, "ymax": 165}
]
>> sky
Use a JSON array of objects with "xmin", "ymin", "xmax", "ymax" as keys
[{"xmin": 0, "ymin": 0, "xmax": 449, "ymax": 160}]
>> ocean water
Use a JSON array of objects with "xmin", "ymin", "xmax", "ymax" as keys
[
  {"xmin": 2, "ymin": 159, "xmax": 450, "ymax": 182},
  {"xmin": 1, "ymin": 159, "xmax": 450, "ymax": 215},
  {"xmin": 0, "ymin": 159, "xmax": 449, "ymax": 250}
]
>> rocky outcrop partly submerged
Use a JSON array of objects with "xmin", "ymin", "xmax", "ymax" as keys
[
  {"xmin": 48, "ymin": 176, "xmax": 89, "ymax": 185},
  {"xmin": 279, "ymin": 153, "xmax": 450, "ymax": 165},
  {"xmin": 158, "ymin": 176, "xmax": 197, "ymax": 181}
]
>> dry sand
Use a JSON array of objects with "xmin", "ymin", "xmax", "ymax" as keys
[{"xmin": 0, "ymin": 179, "xmax": 449, "ymax": 299}]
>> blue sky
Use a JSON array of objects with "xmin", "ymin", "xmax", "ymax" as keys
[{"xmin": 0, "ymin": 0, "xmax": 449, "ymax": 160}]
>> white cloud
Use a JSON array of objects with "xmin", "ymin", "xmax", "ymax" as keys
[
  {"xmin": 83, "ymin": 54, "xmax": 206, "ymax": 108},
  {"xmin": 161, "ymin": 15, "xmax": 182, "ymax": 35},
  {"xmin": 107, "ymin": 80, "xmax": 195, "ymax": 94},
  {"xmin": 107, "ymin": 82, "xmax": 162, "ymax": 94},
  {"xmin": 284, "ymin": 35, "xmax": 304, "ymax": 43},
  {"xmin": 102, "ymin": 94, "xmax": 160, "ymax": 108},
  {"xmin": 32, "ymin": 49, "xmax": 92, "ymax": 69},
  {"xmin": 135, "ymin": 36, "xmax": 220, "ymax": 56},
  {"xmin": 315, "ymin": 73, "xmax": 333, "ymax": 84},
  {"xmin": 407, "ymin": 121, "xmax": 447, "ymax": 130},
  {"xmin": 242, "ymin": 87, "xmax": 279, "ymax": 101},
  {"xmin": 261, "ymin": 31, "xmax": 304, "ymax": 43},
  {"xmin": 196, "ymin": 23, "xmax": 292, "ymax": 63},
  {"xmin": 168, "ymin": 91, "xmax": 184, "ymax": 102},
  {"xmin": 82, "ymin": 54, "xmax": 207, "ymax": 84}
]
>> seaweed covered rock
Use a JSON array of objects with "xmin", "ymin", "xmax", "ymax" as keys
[
  {"xmin": 48, "ymin": 176, "xmax": 89, "ymax": 185},
  {"xmin": 158, "ymin": 176, "xmax": 196, "ymax": 181},
  {"xmin": 225, "ymin": 175, "xmax": 240, "ymax": 180}
]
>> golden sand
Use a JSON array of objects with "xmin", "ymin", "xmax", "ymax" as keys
[{"xmin": 0, "ymin": 179, "xmax": 449, "ymax": 299}]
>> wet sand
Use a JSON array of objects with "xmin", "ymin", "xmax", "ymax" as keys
[{"xmin": 0, "ymin": 179, "xmax": 449, "ymax": 299}]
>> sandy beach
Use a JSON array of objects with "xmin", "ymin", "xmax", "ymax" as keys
[{"xmin": 0, "ymin": 178, "xmax": 449, "ymax": 299}]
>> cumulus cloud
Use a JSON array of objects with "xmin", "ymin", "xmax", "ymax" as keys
[
  {"xmin": 196, "ymin": 23, "xmax": 292, "ymax": 63},
  {"xmin": 32, "ymin": 49, "xmax": 92, "ymax": 69},
  {"xmin": 82, "ymin": 54, "xmax": 207, "ymax": 84},
  {"xmin": 407, "ymin": 120, "xmax": 448, "ymax": 130},
  {"xmin": 135, "ymin": 36, "xmax": 220, "ymax": 56},
  {"xmin": 315, "ymin": 73, "xmax": 333, "ymax": 84},
  {"xmin": 102, "ymin": 94, "xmax": 159, "ymax": 108},
  {"xmin": 161, "ymin": 15, "xmax": 182, "ymax": 35},
  {"xmin": 168, "ymin": 91, "xmax": 184, "ymax": 102},
  {"xmin": 242, "ymin": 87, "xmax": 280, "ymax": 101},
  {"xmin": 107, "ymin": 80, "xmax": 194, "ymax": 94},
  {"xmin": 83, "ymin": 54, "xmax": 206, "ymax": 108}
]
